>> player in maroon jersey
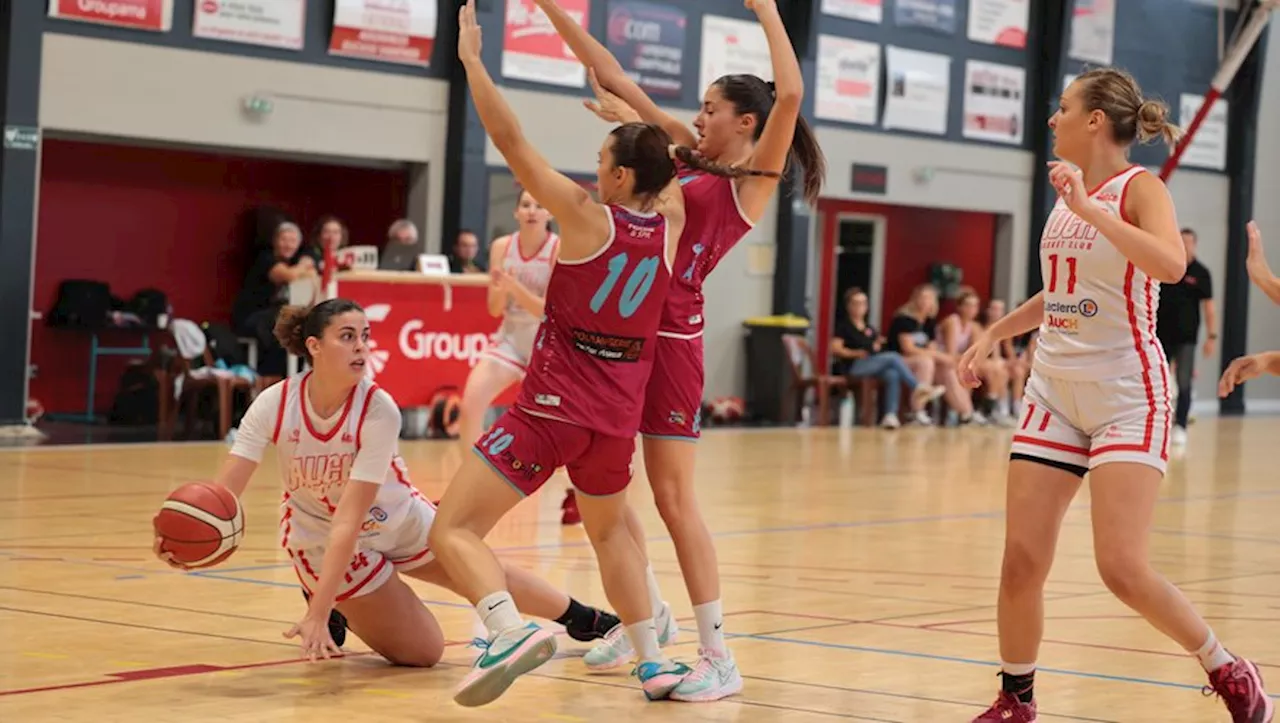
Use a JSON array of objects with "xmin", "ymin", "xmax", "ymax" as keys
[
  {"xmin": 427, "ymin": 2, "xmax": 759, "ymax": 709},
  {"xmin": 532, "ymin": 0, "xmax": 826, "ymax": 699}
]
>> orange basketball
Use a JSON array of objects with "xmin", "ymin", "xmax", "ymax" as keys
[{"xmin": 153, "ymin": 482, "xmax": 245, "ymax": 569}]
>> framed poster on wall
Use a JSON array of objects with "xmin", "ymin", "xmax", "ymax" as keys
[
  {"xmin": 966, "ymin": 0, "xmax": 1028, "ymax": 49},
  {"xmin": 329, "ymin": 0, "xmax": 438, "ymax": 67},
  {"xmin": 820, "ymin": 0, "xmax": 882, "ymax": 24},
  {"xmin": 815, "ymin": 35, "xmax": 880, "ymax": 126},
  {"xmin": 606, "ymin": 0, "xmax": 687, "ymax": 99},
  {"xmin": 962, "ymin": 60, "xmax": 1026, "ymax": 145},
  {"xmin": 48, "ymin": 0, "xmax": 172, "ymax": 32},
  {"xmin": 699, "ymin": 14, "xmax": 773, "ymax": 93},
  {"xmin": 502, "ymin": 0, "xmax": 591, "ymax": 88},
  {"xmin": 194, "ymin": 0, "xmax": 306, "ymax": 50}
]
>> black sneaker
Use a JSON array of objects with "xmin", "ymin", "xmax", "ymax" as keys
[
  {"xmin": 565, "ymin": 607, "xmax": 621, "ymax": 642},
  {"xmin": 301, "ymin": 588, "xmax": 348, "ymax": 647}
]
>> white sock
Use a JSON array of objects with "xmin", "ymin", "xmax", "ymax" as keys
[
  {"xmin": 645, "ymin": 565, "xmax": 665, "ymax": 620},
  {"xmin": 693, "ymin": 600, "xmax": 726, "ymax": 654},
  {"xmin": 476, "ymin": 591, "xmax": 524, "ymax": 637},
  {"xmin": 626, "ymin": 619, "xmax": 662, "ymax": 663},
  {"xmin": 1193, "ymin": 631, "xmax": 1235, "ymax": 672},
  {"xmin": 1001, "ymin": 660, "xmax": 1036, "ymax": 676}
]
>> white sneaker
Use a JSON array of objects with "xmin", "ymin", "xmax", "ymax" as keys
[
  {"xmin": 913, "ymin": 410, "xmax": 934, "ymax": 426},
  {"xmin": 583, "ymin": 605, "xmax": 678, "ymax": 672},
  {"xmin": 669, "ymin": 647, "xmax": 743, "ymax": 702},
  {"xmin": 880, "ymin": 413, "xmax": 901, "ymax": 429},
  {"xmin": 1172, "ymin": 426, "xmax": 1188, "ymax": 446}
]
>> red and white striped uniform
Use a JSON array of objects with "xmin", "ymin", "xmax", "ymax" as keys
[
  {"xmin": 484, "ymin": 231, "xmax": 559, "ymax": 373},
  {"xmin": 231, "ymin": 372, "xmax": 435, "ymax": 602},
  {"xmin": 1013, "ymin": 166, "xmax": 1173, "ymax": 474}
]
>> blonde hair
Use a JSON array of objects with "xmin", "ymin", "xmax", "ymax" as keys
[{"xmin": 1075, "ymin": 67, "xmax": 1182, "ymax": 150}]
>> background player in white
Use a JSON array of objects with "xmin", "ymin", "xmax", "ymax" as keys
[
  {"xmin": 458, "ymin": 189, "xmax": 559, "ymax": 450},
  {"xmin": 457, "ymin": 190, "xmax": 580, "ymax": 524},
  {"xmin": 153, "ymin": 299, "xmax": 619, "ymax": 662},
  {"xmin": 958, "ymin": 68, "xmax": 1272, "ymax": 723}
]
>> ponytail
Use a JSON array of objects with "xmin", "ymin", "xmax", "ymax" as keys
[
  {"xmin": 272, "ymin": 298, "xmax": 365, "ymax": 363},
  {"xmin": 790, "ymin": 115, "xmax": 826, "ymax": 206},
  {"xmin": 1137, "ymin": 99, "xmax": 1183, "ymax": 151},
  {"xmin": 273, "ymin": 305, "xmax": 311, "ymax": 359},
  {"xmin": 671, "ymin": 145, "xmax": 781, "ymax": 181}
]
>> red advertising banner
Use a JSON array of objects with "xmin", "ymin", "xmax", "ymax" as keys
[
  {"xmin": 329, "ymin": 0, "xmax": 438, "ymax": 67},
  {"xmin": 337, "ymin": 278, "xmax": 517, "ymax": 408},
  {"xmin": 502, "ymin": 0, "xmax": 590, "ymax": 88},
  {"xmin": 48, "ymin": 0, "xmax": 173, "ymax": 32}
]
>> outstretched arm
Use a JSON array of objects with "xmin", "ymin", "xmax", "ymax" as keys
[
  {"xmin": 736, "ymin": 0, "xmax": 804, "ymax": 222},
  {"xmin": 533, "ymin": 0, "xmax": 696, "ymax": 148},
  {"xmin": 1247, "ymin": 221, "xmax": 1280, "ymax": 304},
  {"xmin": 458, "ymin": 1, "xmax": 601, "ymax": 253}
]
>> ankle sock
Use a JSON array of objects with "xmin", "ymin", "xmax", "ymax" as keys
[
  {"xmin": 1001, "ymin": 661, "xmax": 1035, "ymax": 704},
  {"xmin": 476, "ymin": 591, "xmax": 523, "ymax": 637},
  {"xmin": 693, "ymin": 599, "xmax": 726, "ymax": 653},
  {"xmin": 1194, "ymin": 631, "xmax": 1235, "ymax": 672}
]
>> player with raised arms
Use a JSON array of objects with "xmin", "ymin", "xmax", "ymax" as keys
[
  {"xmin": 958, "ymin": 68, "xmax": 1272, "ymax": 722},
  {"xmin": 427, "ymin": 0, "xmax": 769, "ymax": 708},
  {"xmin": 531, "ymin": 0, "xmax": 825, "ymax": 701},
  {"xmin": 152, "ymin": 298, "xmax": 620, "ymax": 664}
]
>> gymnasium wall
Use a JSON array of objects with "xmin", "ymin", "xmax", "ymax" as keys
[
  {"xmin": 1161, "ymin": 169, "xmax": 1232, "ymax": 409},
  {"xmin": 1246, "ymin": 20, "xmax": 1280, "ymax": 408},
  {"xmin": 39, "ymin": 34, "xmax": 448, "ymax": 248},
  {"xmin": 31, "ymin": 139, "xmax": 408, "ymax": 415},
  {"xmin": 41, "ymin": 0, "xmax": 450, "ymax": 78}
]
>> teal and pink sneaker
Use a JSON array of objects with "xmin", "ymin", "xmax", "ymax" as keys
[
  {"xmin": 453, "ymin": 622, "xmax": 557, "ymax": 707},
  {"xmin": 669, "ymin": 647, "xmax": 743, "ymax": 702},
  {"xmin": 583, "ymin": 605, "xmax": 678, "ymax": 671},
  {"xmin": 634, "ymin": 659, "xmax": 693, "ymax": 700}
]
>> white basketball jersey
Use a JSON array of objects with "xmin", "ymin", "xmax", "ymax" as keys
[
  {"xmin": 1034, "ymin": 166, "xmax": 1165, "ymax": 381},
  {"xmin": 499, "ymin": 231, "xmax": 558, "ymax": 336},
  {"xmin": 271, "ymin": 372, "xmax": 420, "ymax": 548}
]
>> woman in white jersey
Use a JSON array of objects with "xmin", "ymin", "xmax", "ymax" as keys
[
  {"xmin": 959, "ymin": 68, "xmax": 1271, "ymax": 723},
  {"xmin": 459, "ymin": 189, "xmax": 559, "ymax": 447},
  {"xmin": 153, "ymin": 299, "xmax": 620, "ymax": 663}
]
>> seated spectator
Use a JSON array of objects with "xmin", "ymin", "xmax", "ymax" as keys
[
  {"xmin": 231, "ymin": 221, "xmax": 316, "ymax": 376},
  {"xmin": 887, "ymin": 283, "xmax": 982, "ymax": 425},
  {"xmin": 449, "ymin": 229, "xmax": 487, "ymax": 274},
  {"xmin": 308, "ymin": 215, "xmax": 349, "ymax": 271},
  {"xmin": 831, "ymin": 287, "xmax": 944, "ymax": 428},
  {"xmin": 939, "ymin": 289, "xmax": 1014, "ymax": 425},
  {"xmin": 378, "ymin": 219, "xmax": 421, "ymax": 271},
  {"xmin": 985, "ymin": 299, "xmax": 1032, "ymax": 417}
]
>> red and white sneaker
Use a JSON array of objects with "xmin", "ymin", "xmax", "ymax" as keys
[
  {"xmin": 561, "ymin": 489, "xmax": 581, "ymax": 525},
  {"xmin": 1206, "ymin": 657, "xmax": 1274, "ymax": 723},
  {"xmin": 971, "ymin": 691, "xmax": 1037, "ymax": 722}
]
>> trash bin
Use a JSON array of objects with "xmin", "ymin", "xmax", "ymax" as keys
[{"xmin": 742, "ymin": 314, "xmax": 810, "ymax": 425}]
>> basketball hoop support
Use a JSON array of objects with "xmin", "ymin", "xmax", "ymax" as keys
[{"xmin": 1161, "ymin": 1, "xmax": 1275, "ymax": 181}]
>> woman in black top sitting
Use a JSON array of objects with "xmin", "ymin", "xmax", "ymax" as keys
[
  {"xmin": 231, "ymin": 221, "xmax": 317, "ymax": 376},
  {"xmin": 831, "ymin": 288, "xmax": 944, "ymax": 428},
  {"xmin": 885, "ymin": 283, "xmax": 980, "ymax": 425}
]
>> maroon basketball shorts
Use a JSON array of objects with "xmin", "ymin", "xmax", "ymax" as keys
[
  {"xmin": 639, "ymin": 335, "xmax": 704, "ymax": 440},
  {"xmin": 473, "ymin": 406, "xmax": 635, "ymax": 497}
]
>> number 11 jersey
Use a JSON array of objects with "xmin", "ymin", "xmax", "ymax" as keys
[
  {"xmin": 517, "ymin": 203, "xmax": 672, "ymax": 439},
  {"xmin": 1035, "ymin": 165, "xmax": 1162, "ymax": 381}
]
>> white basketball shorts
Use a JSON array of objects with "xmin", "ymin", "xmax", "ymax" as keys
[
  {"xmin": 287, "ymin": 497, "xmax": 437, "ymax": 603},
  {"xmin": 1009, "ymin": 367, "xmax": 1173, "ymax": 476},
  {"xmin": 481, "ymin": 325, "xmax": 537, "ymax": 374}
]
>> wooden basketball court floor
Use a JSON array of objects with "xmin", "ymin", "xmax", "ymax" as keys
[{"xmin": 1, "ymin": 418, "xmax": 1278, "ymax": 722}]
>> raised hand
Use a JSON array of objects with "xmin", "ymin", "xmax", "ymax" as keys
[
  {"xmin": 1047, "ymin": 162, "xmax": 1096, "ymax": 221},
  {"xmin": 583, "ymin": 68, "xmax": 639, "ymax": 124},
  {"xmin": 458, "ymin": 0, "xmax": 482, "ymax": 65}
]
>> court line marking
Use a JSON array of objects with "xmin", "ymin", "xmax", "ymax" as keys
[{"xmin": 740, "ymin": 673, "xmax": 1118, "ymax": 723}]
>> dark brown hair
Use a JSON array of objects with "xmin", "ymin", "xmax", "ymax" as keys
[
  {"xmin": 712, "ymin": 74, "xmax": 827, "ymax": 205},
  {"xmin": 310, "ymin": 215, "xmax": 348, "ymax": 251},
  {"xmin": 843, "ymin": 286, "xmax": 867, "ymax": 307},
  {"xmin": 1076, "ymin": 67, "xmax": 1182, "ymax": 150},
  {"xmin": 609, "ymin": 122, "xmax": 779, "ymax": 205},
  {"xmin": 273, "ymin": 298, "xmax": 364, "ymax": 363}
]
